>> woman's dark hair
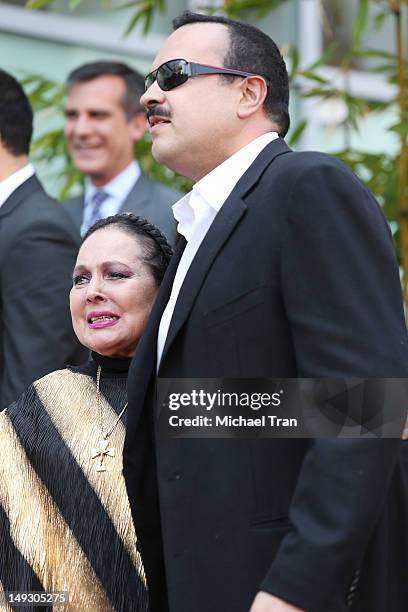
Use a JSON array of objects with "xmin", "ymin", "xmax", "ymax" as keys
[
  {"xmin": 83, "ymin": 213, "xmax": 173, "ymax": 285},
  {"xmin": 172, "ymin": 11, "xmax": 289, "ymax": 137}
]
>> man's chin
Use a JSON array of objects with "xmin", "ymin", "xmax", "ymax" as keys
[
  {"xmin": 71, "ymin": 155, "xmax": 104, "ymax": 176},
  {"xmin": 152, "ymin": 142, "xmax": 181, "ymax": 175},
  {"xmin": 76, "ymin": 165, "xmax": 108, "ymax": 185}
]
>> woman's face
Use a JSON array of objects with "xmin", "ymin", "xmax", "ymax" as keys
[{"xmin": 70, "ymin": 226, "xmax": 158, "ymax": 358}]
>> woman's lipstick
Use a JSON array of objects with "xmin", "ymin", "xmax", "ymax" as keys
[{"xmin": 87, "ymin": 310, "xmax": 120, "ymax": 329}]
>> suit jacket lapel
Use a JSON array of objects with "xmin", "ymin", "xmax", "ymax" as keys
[
  {"xmin": 126, "ymin": 237, "xmax": 187, "ymax": 428},
  {"xmin": 159, "ymin": 138, "xmax": 291, "ymax": 368},
  {"xmin": 67, "ymin": 196, "xmax": 84, "ymax": 232},
  {"xmin": 120, "ymin": 173, "xmax": 150, "ymax": 213},
  {"xmin": 159, "ymin": 196, "xmax": 246, "ymax": 369}
]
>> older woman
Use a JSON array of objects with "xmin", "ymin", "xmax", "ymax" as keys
[{"xmin": 0, "ymin": 214, "xmax": 172, "ymax": 612}]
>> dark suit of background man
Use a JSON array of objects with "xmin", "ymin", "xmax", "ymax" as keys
[
  {"xmin": 124, "ymin": 11, "xmax": 408, "ymax": 612},
  {"xmin": 0, "ymin": 70, "xmax": 87, "ymax": 407},
  {"xmin": 63, "ymin": 61, "xmax": 180, "ymax": 245}
]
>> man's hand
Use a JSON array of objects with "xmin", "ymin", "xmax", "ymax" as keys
[{"xmin": 249, "ymin": 591, "xmax": 306, "ymax": 612}]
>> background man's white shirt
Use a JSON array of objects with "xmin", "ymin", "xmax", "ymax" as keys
[
  {"xmin": 0, "ymin": 163, "xmax": 34, "ymax": 209},
  {"xmin": 81, "ymin": 160, "xmax": 141, "ymax": 235}
]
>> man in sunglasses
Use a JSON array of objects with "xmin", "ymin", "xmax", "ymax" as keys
[{"xmin": 125, "ymin": 10, "xmax": 408, "ymax": 612}]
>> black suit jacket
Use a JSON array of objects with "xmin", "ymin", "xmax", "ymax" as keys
[
  {"xmin": 64, "ymin": 173, "xmax": 180, "ymax": 246},
  {"xmin": 124, "ymin": 139, "xmax": 408, "ymax": 612},
  {"xmin": 0, "ymin": 175, "xmax": 87, "ymax": 407}
]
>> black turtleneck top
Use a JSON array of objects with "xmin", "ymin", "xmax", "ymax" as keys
[{"xmin": 69, "ymin": 352, "xmax": 131, "ymax": 419}]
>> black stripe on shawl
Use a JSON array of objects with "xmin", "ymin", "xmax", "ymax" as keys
[{"xmin": 0, "ymin": 504, "xmax": 50, "ymax": 612}]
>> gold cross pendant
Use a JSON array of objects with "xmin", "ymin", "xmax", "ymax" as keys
[{"xmin": 91, "ymin": 438, "xmax": 115, "ymax": 472}]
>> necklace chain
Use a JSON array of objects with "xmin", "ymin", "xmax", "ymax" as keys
[
  {"xmin": 96, "ymin": 365, "xmax": 128, "ymax": 439},
  {"xmin": 91, "ymin": 365, "xmax": 128, "ymax": 472}
]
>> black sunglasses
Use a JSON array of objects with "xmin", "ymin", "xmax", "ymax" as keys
[{"xmin": 145, "ymin": 58, "xmax": 266, "ymax": 92}]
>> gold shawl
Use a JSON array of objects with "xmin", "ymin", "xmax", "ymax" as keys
[{"xmin": 0, "ymin": 369, "xmax": 147, "ymax": 611}]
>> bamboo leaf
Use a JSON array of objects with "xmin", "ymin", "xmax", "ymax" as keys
[
  {"xmin": 123, "ymin": 8, "xmax": 146, "ymax": 37},
  {"xmin": 351, "ymin": 0, "xmax": 369, "ymax": 50},
  {"xmin": 120, "ymin": 0, "xmax": 165, "ymax": 36},
  {"xmin": 288, "ymin": 119, "xmax": 307, "ymax": 146},
  {"xmin": 68, "ymin": 0, "xmax": 83, "ymax": 9},
  {"xmin": 374, "ymin": 9, "xmax": 389, "ymax": 30},
  {"xmin": 288, "ymin": 45, "xmax": 299, "ymax": 78},
  {"xmin": 368, "ymin": 62, "xmax": 398, "ymax": 74},
  {"xmin": 26, "ymin": 0, "xmax": 53, "ymax": 9},
  {"xmin": 389, "ymin": 122, "xmax": 408, "ymax": 136},
  {"xmin": 299, "ymin": 70, "xmax": 329, "ymax": 85},
  {"xmin": 202, "ymin": 0, "xmax": 289, "ymax": 19},
  {"xmin": 306, "ymin": 42, "xmax": 337, "ymax": 71},
  {"xmin": 355, "ymin": 48, "xmax": 397, "ymax": 60},
  {"xmin": 301, "ymin": 87, "xmax": 334, "ymax": 98},
  {"xmin": 115, "ymin": 0, "xmax": 144, "ymax": 9}
]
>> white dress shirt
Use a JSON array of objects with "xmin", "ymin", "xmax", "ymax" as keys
[
  {"xmin": 81, "ymin": 160, "xmax": 141, "ymax": 236},
  {"xmin": 157, "ymin": 132, "xmax": 279, "ymax": 369},
  {"xmin": 0, "ymin": 163, "xmax": 34, "ymax": 209}
]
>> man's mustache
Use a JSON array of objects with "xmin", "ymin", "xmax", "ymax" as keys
[{"xmin": 146, "ymin": 107, "xmax": 172, "ymax": 123}]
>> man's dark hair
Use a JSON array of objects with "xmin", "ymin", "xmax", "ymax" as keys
[
  {"xmin": 0, "ymin": 70, "xmax": 33, "ymax": 156},
  {"xmin": 66, "ymin": 61, "xmax": 145, "ymax": 119},
  {"xmin": 83, "ymin": 213, "xmax": 173, "ymax": 285},
  {"xmin": 173, "ymin": 12, "xmax": 290, "ymax": 137}
]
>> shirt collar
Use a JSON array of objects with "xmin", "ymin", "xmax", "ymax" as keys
[
  {"xmin": 0, "ymin": 163, "xmax": 35, "ymax": 209},
  {"xmin": 85, "ymin": 160, "xmax": 141, "ymax": 204},
  {"xmin": 172, "ymin": 132, "xmax": 279, "ymax": 234},
  {"xmin": 195, "ymin": 132, "xmax": 279, "ymax": 212}
]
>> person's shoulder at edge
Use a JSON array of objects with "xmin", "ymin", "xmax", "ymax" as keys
[
  {"xmin": 273, "ymin": 147, "xmax": 361, "ymax": 176},
  {"xmin": 266, "ymin": 147, "xmax": 382, "ymax": 210},
  {"xmin": 12, "ymin": 179, "xmax": 81, "ymax": 240}
]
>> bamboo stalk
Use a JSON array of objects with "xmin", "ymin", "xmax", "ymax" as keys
[{"xmin": 392, "ymin": 0, "xmax": 408, "ymax": 319}]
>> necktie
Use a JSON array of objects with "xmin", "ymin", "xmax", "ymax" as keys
[{"xmin": 85, "ymin": 190, "xmax": 109, "ymax": 234}]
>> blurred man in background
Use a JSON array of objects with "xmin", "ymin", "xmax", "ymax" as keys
[
  {"xmin": 63, "ymin": 61, "xmax": 179, "ymax": 245},
  {"xmin": 0, "ymin": 69, "xmax": 86, "ymax": 407}
]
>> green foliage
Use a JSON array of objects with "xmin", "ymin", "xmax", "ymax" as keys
[
  {"xmin": 288, "ymin": 1, "xmax": 406, "ymax": 256},
  {"xmin": 198, "ymin": 0, "xmax": 289, "ymax": 20},
  {"xmin": 26, "ymin": 0, "xmax": 84, "ymax": 8},
  {"xmin": 26, "ymin": 0, "xmax": 56, "ymax": 9},
  {"xmin": 336, "ymin": 149, "xmax": 399, "ymax": 222},
  {"xmin": 287, "ymin": 120, "xmax": 307, "ymax": 147},
  {"xmin": 350, "ymin": 0, "xmax": 370, "ymax": 56},
  {"xmin": 336, "ymin": 149, "xmax": 401, "ymax": 255},
  {"xmin": 25, "ymin": 0, "xmax": 290, "ymax": 33},
  {"xmin": 306, "ymin": 42, "xmax": 338, "ymax": 71},
  {"xmin": 25, "ymin": 0, "xmax": 166, "ymax": 34},
  {"xmin": 116, "ymin": 0, "xmax": 166, "ymax": 36},
  {"xmin": 134, "ymin": 137, "xmax": 192, "ymax": 193}
]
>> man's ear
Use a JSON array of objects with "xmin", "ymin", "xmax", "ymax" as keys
[
  {"xmin": 236, "ymin": 76, "xmax": 268, "ymax": 119},
  {"xmin": 129, "ymin": 111, "xmax": 147, "ymax": 142}
]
